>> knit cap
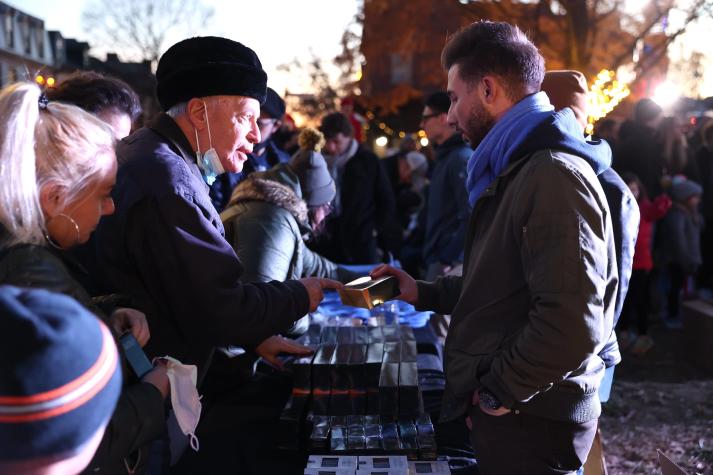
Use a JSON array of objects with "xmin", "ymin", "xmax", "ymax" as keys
[
  {"xmin": 0, "ymin": 285, "xmax": 122, "ymax": 464},
  {"xmin": 289, "ymin": 128, "xmax": 336, "ymax": 207},
  {"xmin": 670, "ymin": 177, "xmax": 703, "ymax": 202}
]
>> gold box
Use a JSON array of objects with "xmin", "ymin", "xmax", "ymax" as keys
[{"xmin": 337, "ymin": 276, "xmax": 400, "ymax": 309}]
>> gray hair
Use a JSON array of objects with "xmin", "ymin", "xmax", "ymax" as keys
[{"xmin": 166, "ymin": 101, "xmax": 187, "ymax": 119}]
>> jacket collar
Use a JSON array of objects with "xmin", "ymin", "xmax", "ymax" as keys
[
  {"xmin": 227, "ymin": 176, "xmax": 309, "ymax": 226},
  {"xmin": 147, "ymin": 114, "xmax": 206, "ymax": 188},
  {"xmin": 435, "ymin": 133, "xmax": 468, "ymax": 158}
]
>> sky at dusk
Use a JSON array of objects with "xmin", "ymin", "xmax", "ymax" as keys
[
  {"xmin": 7, "ymin": 0, "xmax": 713, "ymax": 98},
  {"xmin": 9, "ymin": 0, "xmax": 360, "ymax": 95}
]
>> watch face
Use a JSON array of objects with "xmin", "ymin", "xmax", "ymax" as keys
[{"xmin": 479, "ymin": 389, "xmax": 502, "ymax": 410}]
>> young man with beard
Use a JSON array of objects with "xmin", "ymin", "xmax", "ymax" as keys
[{"xmin": 372, "ymin": 21, "xmax": 618, "ymax": 474}]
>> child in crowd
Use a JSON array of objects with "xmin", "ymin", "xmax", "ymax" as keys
[
  {"xmin": 619, "ymin": 173, "xmax": 671, "ymax": 354},
  {"xmin": 0, "ymin": 285, "xmax": 121, "ymax": 475},
  {"xmin": 659, "ymin": 177, "xmax": 704, "ymax": 327}
]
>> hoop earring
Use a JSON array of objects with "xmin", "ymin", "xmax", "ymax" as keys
[{"xmin": 44, "ymin": 213, "xmax": 81, "ymax": 250}]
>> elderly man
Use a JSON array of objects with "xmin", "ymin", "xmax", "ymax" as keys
[
  {"xmin": 373, "ymin": 22, "xmax": 618, "ymax": 474},
  {"xmin": 209, "ymin": 87, "xmax": 291, "ymax": 211},
  {"xmin": 94, "ymin": 37, "xmax": 339, "ymax": 471}
]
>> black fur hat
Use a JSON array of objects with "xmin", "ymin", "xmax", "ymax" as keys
[{"xmin": 156, "ymin": 36, "xmax": 267, "ymax": 110}]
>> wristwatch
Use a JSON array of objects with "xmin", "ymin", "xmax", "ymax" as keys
[{"xmin": 478, "ymin": 388, "xmax": 503, "ymax": 410}]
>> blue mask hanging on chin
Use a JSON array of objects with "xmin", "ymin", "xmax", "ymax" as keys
[{"xmin": 194, "ymin": 102, "xmax": 225, "ymax": 186}]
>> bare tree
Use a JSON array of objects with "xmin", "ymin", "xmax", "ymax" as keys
[{"xmin": 82, "ymin": 0, "xmax": 214, "ymax": 67}]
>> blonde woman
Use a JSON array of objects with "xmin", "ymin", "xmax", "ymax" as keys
[{"xmin": 0, "ymin": 82, "xmax": 169, "ymax": 475}]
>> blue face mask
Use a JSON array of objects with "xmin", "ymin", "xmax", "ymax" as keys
[{"xmin": 194, "ymin": 102, "xmax": 224, "ymax": 186}]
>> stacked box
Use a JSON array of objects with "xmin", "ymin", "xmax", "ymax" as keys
[
  {"xmin": 398, "ymin": 362, "xmax": 422, "ymax": 416},
  {"xmin": 378, "ymin": 362, "xmax": 399, "ymax": 417},
  {"xmin": 348, "ymin": 344, "xmax": 367, "ymax": 414},
  {"xmin": 313, "ymin": 344, "xmax": 337, "ymax": 415},
  {"xmin": 309, "ymin": 415, "xmax": 331, "ymax": 451},
  {"xmin": 415, "ymin": 414, "xmax": 437, "ymax": 460},
  {"xmin": 365, "ymin": 343, "xmax": 383, "ymax": 414},
  {"xmin": 332, "ymin": 345, "xmax": 353, "ymax": 415},
  {"xmin": 397, "ymin": 417, "xmax": 419, "ymax": 459}
]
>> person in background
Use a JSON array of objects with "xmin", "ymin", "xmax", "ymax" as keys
[
  {"xmin": 659, "ymin": 177, "xmax": 703, "ymax": 328},
  {"xmin": 419, "ymin": 91, "xmax": 471, "ymax": 281},
  {"xmin": 593, "ymin": 118, "xmax": 619, "ymax": 150},
  {"xmin": 222, "ymin": 128, "xmax": 355, "ymax": 285},
  {"xmin": 694, "ymin": 122, "xmax": 713, "ymax": 290},
  {"xmin": 339, "ymin": 96, "xmax": 365, "ymax": 143},
  {"xmin": 46, "ymin": 71, "xmax": 144, "ymax": 296},
  {"xmin": 315, "ymin": 111, "xmax": 400, "ymax": 263},
  {"xmin": 658, "ymin": 116, "xmax": 689, "ymax": 176},
  {"xmin": 209, "ymin": 87, "xmax": 291, "ymax": 211},
  {"xmin": 0, "ymin": 285, "xmax": 122, "ymax": 475},
  {"xmin": 618, "ymin": 173, "xmax": 671, "ymax": 355},
  {"xmin": 46, "ymin": 70, "xmax": 142, "ymax": 140},
  {"xmin": 0, "ymin": 82, "xmax": 169, "ymax": 474},
  {"xmin": 395, "ymin": 147, "xmax": 429, "ymax": 240},
  {"xmin": 615, "ymin": 98, "xmax": 666, "ymax": 196}
]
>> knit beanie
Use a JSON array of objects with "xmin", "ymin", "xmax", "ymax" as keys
[
  {"xmin": 289, "ymin": 128, "xmax": 336, "ymax": 207},
  {"xmin": 670, "ymin": 177, "xmax": 703, "ymax": 203},
  {"xmin": 261, "ymin": 87, "xmax": 286, "ymax": 120},
  {"xmin": 541, "ymin": 70, "xmax": 589, "ymax": 130},
  {"xmin": 0, "ymin": 286, "xmax": 122, "ymax": 463},
  {"xmin": 156, "ymin": 36, "xmax": 267, "ymax": 110}
]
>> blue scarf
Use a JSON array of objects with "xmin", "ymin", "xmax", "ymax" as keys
[{"xmin": 466, "ymin": 92, "xmax": 554, "ymax": 207}]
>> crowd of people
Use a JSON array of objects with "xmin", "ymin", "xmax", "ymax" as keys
[
  {"xmin": 0, "ymin": 18, "xmax": 710, "ymax": 475},
  {"xmin": 600, "ymin": 98, "xmax": 713, "ymax": 354}
]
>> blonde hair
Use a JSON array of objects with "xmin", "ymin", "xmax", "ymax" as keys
[{"xmin": 0, "ymin": 82, "xmax": 116, "ymax": 248}]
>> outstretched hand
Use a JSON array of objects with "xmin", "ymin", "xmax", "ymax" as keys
[
  {"xmin": 255, "ymin": 335, "xmax": 314, "ymax": 369},
  {"xmin": 370, "ymin": 264, "xmax": 418, "ymax": 304},
  {"xmin": 299, "ymin": 277, "xmax": 344, "ymax": 312}
]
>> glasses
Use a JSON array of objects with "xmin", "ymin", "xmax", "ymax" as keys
[
  {"xmin": 420, "ymin": 112, "xmax": 443, "ymax": 123},
  {"xmin": 257, "ymin": 118, "xmax": 278, "ymax": 128}
]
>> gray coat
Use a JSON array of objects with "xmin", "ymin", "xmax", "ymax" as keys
[{"xmin": 659, "ymin": 203, "xmax": 703, "ymax": 273}]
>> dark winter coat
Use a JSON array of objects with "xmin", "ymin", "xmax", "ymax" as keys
[
  {"xmin": 209, "ymin": 140, "xmax": 291, "ymax": 212},
  {"xmin": 659, "ymin": 203, "xmax": 703, "ymax": 273},
  {"xmin": 422, "ymin": 134, "xmax": 471, "ymax": 266},
  {"xmin": 93, "ymin": 114, "xmax": 310, "ymax": 380},
  {"xmin": 312, "ymin": 145, "xmax": 400, "ymax": 264},
  {"xmin": 221, "ymin": 164, "xmax": 348, "ymax": 283},
  {"xmin": 0, "ymin": 242, "xmax": 165, "ymax": 475}
]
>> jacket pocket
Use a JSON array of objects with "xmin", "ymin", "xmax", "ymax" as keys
[
  {"xmin": 524, "ymin": 213, "xmax": 581, "ymax": 293},
  {"xmin": 446, "ymin": 331, "xmax": 505, "ymax": 398}
]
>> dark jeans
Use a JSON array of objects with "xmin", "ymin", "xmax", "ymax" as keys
[
  {"xmin": 468, "ymin": 406, "xmax": 597, "ymax": 475},
  {"xmin": 619, "ymin": 269, "xmax": 651, "ymax": 335}
]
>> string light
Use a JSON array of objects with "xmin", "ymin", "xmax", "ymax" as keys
[{"xmin": 586, "ymin": 69, "xmax": 630, "ymax": 135}]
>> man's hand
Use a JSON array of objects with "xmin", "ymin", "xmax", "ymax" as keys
[
  {"xmin": 473, "ymin": 389, "xmax": 511, "ymax": 417},
  {"xmin": 255, "ymin": 335, "xmax": 314, "ymax": 369},
  {"xmin": 141, "ymin": 360, "xmax": 170, "ymax": 399},
  {"xmin": 369, "ymin": 264, "xmax": 418, "ymax": 304},
  {"xmin": 299, "ymin": 277, "xmax": 343, "ymax": 312},
  {"xmin": 110, "ymin": 308, "xmax": 150, "ymax": 347}
]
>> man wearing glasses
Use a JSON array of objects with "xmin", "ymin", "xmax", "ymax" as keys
[
  {"xmin": 210, "ymin": 87, "xmax": 290, "ymax": 211},
  {"xmin": 420, "ymin": 91, "xmax": 472, "ymax": 281}
]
